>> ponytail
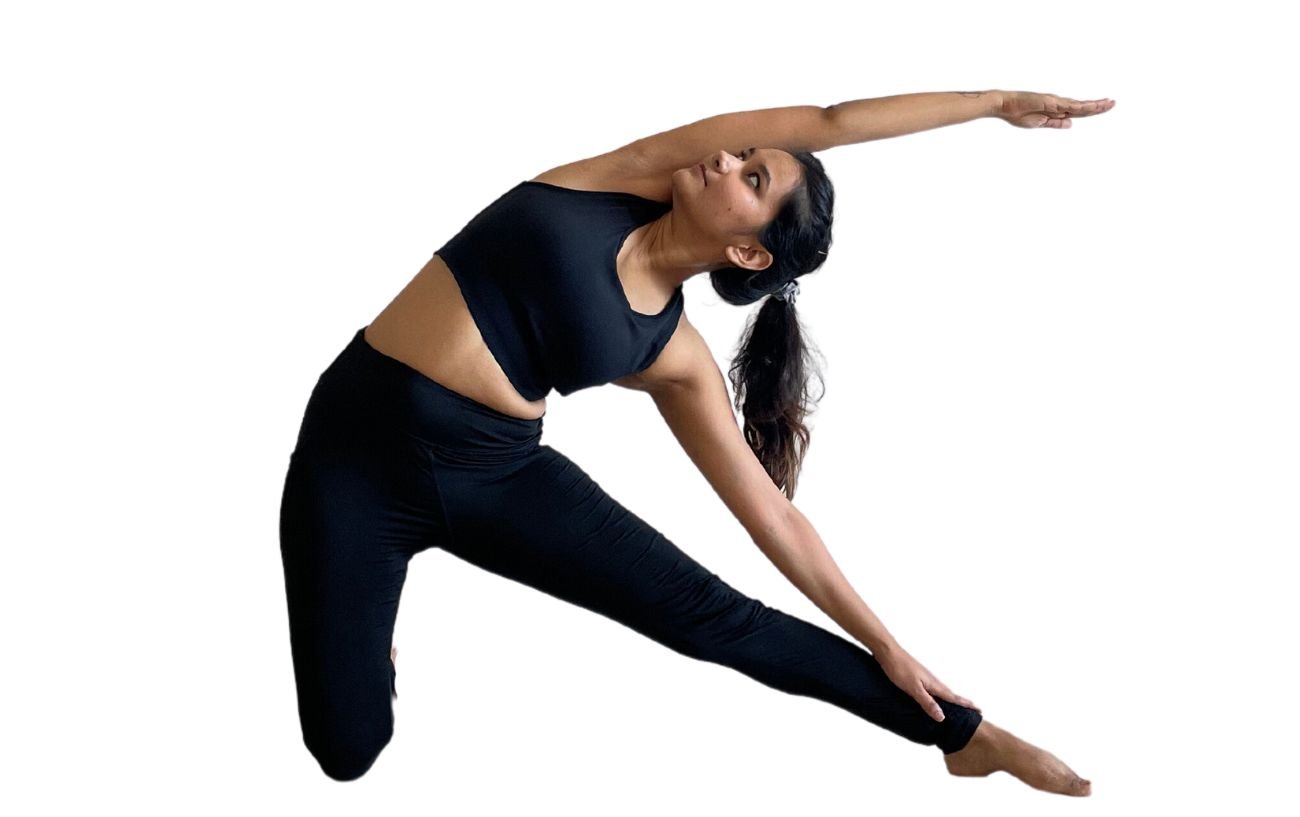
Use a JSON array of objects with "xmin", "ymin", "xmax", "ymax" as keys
[
  {"xmin": 708, "ymin": 150, "xmax": 835, "ymax": 499},
  {"xmin": 728, "ymin": 285, "xmax": 823, "ymax": 499}
]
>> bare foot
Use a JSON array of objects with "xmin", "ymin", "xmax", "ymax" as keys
[{"xmin": 943, "ymin": 720, "xmax": 1091, "ymax": 797}]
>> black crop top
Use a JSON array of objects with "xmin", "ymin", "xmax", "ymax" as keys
[{"xmin": 434, "ymin": 180, "xmax": 684, "ymax": 401}]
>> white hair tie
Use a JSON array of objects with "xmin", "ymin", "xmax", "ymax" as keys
[{"xmin": 773, "ymin": 279, "xmax": 800, "ymax": 305}]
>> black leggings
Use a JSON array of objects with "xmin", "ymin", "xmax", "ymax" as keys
[{"xmin": 278, "ymin": 327, "xmax": 983, "ymax": 781}]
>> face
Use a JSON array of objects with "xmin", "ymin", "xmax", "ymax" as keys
[{"xmin": 673, "ymin": 147, "xmax": 805, "ymax": 271}]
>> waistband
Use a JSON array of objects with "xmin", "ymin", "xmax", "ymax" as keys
[{"xmin": 307, "ymin": 327, "xmax": 545, "ymax": 462}]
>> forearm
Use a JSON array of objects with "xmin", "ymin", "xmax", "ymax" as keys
[
  {"xmin": 827, "ymin": 90, "xmax": 1004, "ymax": 145},
  {"xmin": 756, "ymin": 507, "xmax": 900, "ymax": 655}
]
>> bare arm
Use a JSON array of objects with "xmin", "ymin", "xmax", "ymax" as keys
[
  {"xmin": 826, "ymin": 90, "xmax": 1005, "ymax": 143},
  {"xmin": 618, "ymin": 317, "xmax": 900, "ymax": 655},
  {"xmin": 618, "ymin": 104, "xmax": 839, "ymax": 182},
  {"xmin": 591, "ymin": 92, "xmax": 999, "ymax": 189},
  {"xmin": 757, "ymin": 489, "xmax": 901, "ymax": 656}
]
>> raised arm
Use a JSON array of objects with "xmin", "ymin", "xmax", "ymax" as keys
[
  {"xmin": 565, "ymin": 91, "xmax": 1110, "ymax": 196},
  {"xmin": 619, "ymin": 91, "xmax": 1003, "ymax": 172},
  {"xmin": 827, "ymin": 89, "xmax": 1114, "ymax": 140},
  {"xmin": 620, "ymin": 103, "xmax": 839, "ymax": 182},
  {"xmin": 826, "ymin": 90, "xmax": 1004, "ymax": 142}
]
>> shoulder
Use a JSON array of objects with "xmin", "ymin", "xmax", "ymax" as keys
[
  {"xmin": 530, "ymin": 147, "xmax": 672, "ymax": 204},
  {"xmin": 612, "ymin": 310, "xmax": 719, "ymax": 394}
]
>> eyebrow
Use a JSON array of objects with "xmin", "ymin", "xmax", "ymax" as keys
[{"xmin": 748, "ymin": 146, "xmax": 772, "ymax": 193}]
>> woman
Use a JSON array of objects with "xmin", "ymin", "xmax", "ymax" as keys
[{"xmin": 279, "ymin": 89, "xmax": 1114, "ymax": 791}]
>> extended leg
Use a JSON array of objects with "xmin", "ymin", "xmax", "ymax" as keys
[{"xmin": 431, "ymin": 444, "xmax": 983, "ymax": 754}]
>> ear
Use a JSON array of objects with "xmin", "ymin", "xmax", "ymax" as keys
[{"xmin": 724, "ymin": 243, "xmax": 773, "ymax": 272}]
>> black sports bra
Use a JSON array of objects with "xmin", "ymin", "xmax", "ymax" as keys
[{"xmin": 435, "ymin": 180, "xmax": 684, "ymax": 401}]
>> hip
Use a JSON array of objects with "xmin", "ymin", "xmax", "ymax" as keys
[{"xmin": 291, "ymin": 325, "xmax": 545, "ymax": 468}]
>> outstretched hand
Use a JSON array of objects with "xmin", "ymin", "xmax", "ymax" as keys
[
  {"xmin": 997, "ymin": 91, "xmax": 1116, "ymax": 129},
  {"xmin": 874, "ymin": 642, "xmax": 980, "ymax": 722}
]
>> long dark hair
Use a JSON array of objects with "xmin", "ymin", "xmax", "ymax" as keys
[{"xmin": 709, "ymin": 150, "xmax": 834, "ymax": 500}]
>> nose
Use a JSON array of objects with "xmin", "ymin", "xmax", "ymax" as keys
[{"xmin": 710, "ymin": 149, "xmax": 738, "ymax": 176}]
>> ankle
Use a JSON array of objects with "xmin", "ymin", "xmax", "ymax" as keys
[{"xmin": 963, "ymin": 719, "xmax": 1004, "ymax": 754}]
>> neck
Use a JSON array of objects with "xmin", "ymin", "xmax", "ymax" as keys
[{"xmin": 624, "ymin": 210, "xmax": 728, "ymax": 295}]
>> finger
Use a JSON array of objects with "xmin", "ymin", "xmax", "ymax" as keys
[
  {"xmin": 931, "ymin": 683, "xmax": 980, "ymax": 712},
  {"xmin": 932, "ymin": 683, "xmax": 975, "ymax": 711},
  {"xmin": 1069, "ymin": 98, "xmax": 1114, "ymax": 116},
  {"xmin": 917, "ymin": 689, "xmax": 945, "ymax": 722}
]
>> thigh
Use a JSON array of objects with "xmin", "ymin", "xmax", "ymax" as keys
[
  {"xmin": 277, "ymin": 437, "xmax": 443, "ymax": 776},
  {"xmin": 431, "ymin": 443, "xmax": 755, "ymax": 654}
]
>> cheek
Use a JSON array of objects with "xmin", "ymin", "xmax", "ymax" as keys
[
  {"xmin": 722, "ymin": 190, "xmax": 756, "ymax": 224},
  {"xmin": 720, "ymin": 188, "xmax": 741, "ymax": 215}
]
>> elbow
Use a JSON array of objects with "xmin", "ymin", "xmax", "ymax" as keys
[
  {"xmin": 818, "ymin": 104, "xmax": 843, "ymax": 152},
  {"xmin": 750, "ymin": 498, "xmax": 801, "ymax": 552}
]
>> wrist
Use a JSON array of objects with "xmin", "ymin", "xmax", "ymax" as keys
[{"xmin": 986, "ymin": 89, "xmax": 1006, "ymax": 118}]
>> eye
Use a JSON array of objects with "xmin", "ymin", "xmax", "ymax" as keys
[{"xmin": 740, "ymin": 149, "xmax": 760, "ymax": 190}]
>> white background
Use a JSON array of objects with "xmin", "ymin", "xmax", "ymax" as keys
[{"xmin": 4, "ymin": 0, "xmax": 1296, "ymax": 813}]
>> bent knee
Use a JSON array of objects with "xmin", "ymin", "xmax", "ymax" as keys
[{"xmin": 308, "ymin": 730, "xmax": 393, "ymax": 782}]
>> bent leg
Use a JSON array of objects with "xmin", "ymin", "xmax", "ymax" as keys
[
  {"xmin": 432, "ymin": 444, "xmax": 983, "ymax": 754},
  {"xmin": 278, "ymin": 438, "xmax": 437, "ymax": 780}
]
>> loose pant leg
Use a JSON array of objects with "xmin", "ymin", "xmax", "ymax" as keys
[{"xmin": 429, "ymin": 443, "xmax": 983, "ymax": 755}]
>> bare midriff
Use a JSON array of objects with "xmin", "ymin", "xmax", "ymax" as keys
[{"xmin": 363, "ymin": 254, "xmax": 549, "ymax": 421}]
